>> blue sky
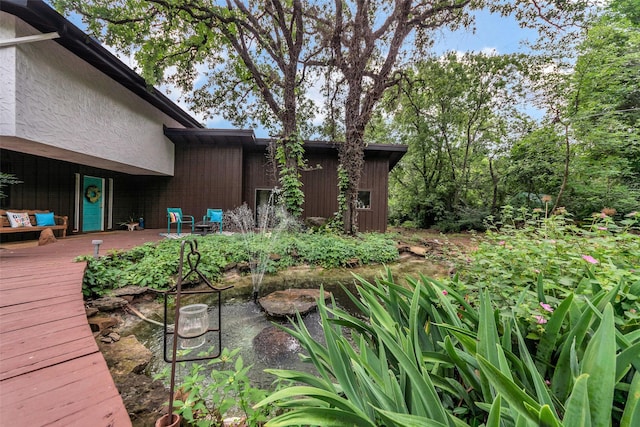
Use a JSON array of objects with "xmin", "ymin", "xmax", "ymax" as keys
[{"xmin": 433, "ymin": 10, "xmax": 538, "ymax": 55}]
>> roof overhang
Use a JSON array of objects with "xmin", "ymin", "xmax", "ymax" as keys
[
  {"xmin": 163, "ymin": 127, "xmax": 257, "ymax": 146},
  {"xmin": 255, "ymin": 139, "xmax": 407, "ymax": 170},
  {"xmin": 164, "ymin": 128, "xmax": 407, "ymax": 171},
  {"xmin": 1, "ymin": 0, "xmax": 202, "ymax": 129}
]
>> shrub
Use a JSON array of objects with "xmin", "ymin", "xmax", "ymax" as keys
[{"xmin": 460, "ymin": 206, "xmax": 640, "ymax": 337}]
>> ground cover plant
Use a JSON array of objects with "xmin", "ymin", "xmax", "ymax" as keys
[{"xmin": 76, "ymin": 232, "xmax": 399, "ymax": 298}]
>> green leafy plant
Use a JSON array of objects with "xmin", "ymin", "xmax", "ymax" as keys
[
  {"xmin": 76, "ymin": 232, "xmax": 399, "ymax": 298},
  {"xmin": 0, "ymin": 172, "xmax": 22, "ymax": 200},
  {"xmin": 255, "ymin": 268, "xmax": 639, "ymax": 426},
  {"xmin": 155, "ymin": 348, "xmax": 275, "ymax": 427},
  {"xmin": 460, "ymin": 206, "xmax": 640, "ymax": 338}
]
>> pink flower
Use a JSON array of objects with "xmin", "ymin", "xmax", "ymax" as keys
[
  {"xmin": 442, "ymin": 290, "xmax": 448, "ymax": 296},
  {"xmin": 540, "ymin": 302, "xmax": 554, "ymax": 312},
  {"xmin": 498, "ymin": 241, "xmax": 506, "ymax": 246},
  {"xmin": 582, "ymin": 255, "xmax": 599, "ymax": 264},
  {"xmin": 598, "ymin": 226, "xmax": 607, "ymax": 231},
  {"xmin": 535, "ymin": 315, "xmax": 548, "ymax": 324}
]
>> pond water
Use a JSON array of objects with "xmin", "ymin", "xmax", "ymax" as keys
[{"xmin": 136, "ymin": 286, "xmax": 358, "ymax": 389}]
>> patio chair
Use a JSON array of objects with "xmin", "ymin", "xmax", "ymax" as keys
[
  {"xmin": 167, "ymin": 207, "xmax": 195, "ymax": 235},
  {"xmin": 202, "ymin": 208, "xmax": 223, "ymax": 234}
]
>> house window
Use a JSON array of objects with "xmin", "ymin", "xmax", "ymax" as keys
[{"xmin": 357, "ymin": 190, "xmax": 371, "ymax": 210}]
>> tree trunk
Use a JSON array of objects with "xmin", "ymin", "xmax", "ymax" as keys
[
  {"xmin": 489, "ymin": 156, "xmax": 499, "ymax": 214},
  {"xmin": 340, "ymin": 103, "xmax": 366, "ymax": 234},
  {"xmin": 552, "ymin": 122, "xmax": 571, "ymax": 213}
]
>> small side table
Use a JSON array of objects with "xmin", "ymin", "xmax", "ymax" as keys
[{"xmin": 194, "ymin": 222, "xmax": 215, "ymax": 235}]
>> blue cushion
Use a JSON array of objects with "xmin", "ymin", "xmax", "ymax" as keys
[{"xmin": 35, "ymin": 212, "xmax": 56, "ymax": 226}]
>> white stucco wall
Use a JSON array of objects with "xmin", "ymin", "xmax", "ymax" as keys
[
  {"xmin": 0, "ymin": 13, "xmax": 190, "ymax": 176},
  {"xmin": 0, "ymin": 13, "xmax": 17, "ymax": 137}
]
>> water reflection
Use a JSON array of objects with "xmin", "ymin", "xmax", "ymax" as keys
[{"xmin": 143, "ymin": 298, "xmax": 329, "ymax": 389}]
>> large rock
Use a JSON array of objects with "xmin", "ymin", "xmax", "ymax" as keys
[
  {"xmin": 98, "ymin": 334, "xmax": 152, "ymax": 376},
  {"xmin": 88, "ymin": 315, "xmax": 118, "ymax": 333},
  {"xmin": 38, "ymin": 228, "xmax": 57, "ymax": 246},
  {"xmin": 110, "ymin": 285, "xmax": 149, "ymax": 297},
  {"xmin": 89, "ymin": 296, "xmax": 128, "ymax": 311},
  {"xmin": 112, "ymin": 372, "xmax": 169, "ymax": 425},
  {"xmin": 258, "ymin": 288, "xmax": 330, "ymax": 318},
  {"xmin": 253, "ymin": 325, "xmax": 301, "ymax": 360}
]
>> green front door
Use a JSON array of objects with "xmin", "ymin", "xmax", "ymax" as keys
[{"xmin": 82, "ymin": 176, "xmax": 104, "ymax": 232}]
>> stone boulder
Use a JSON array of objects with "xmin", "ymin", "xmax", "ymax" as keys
[
  {"xmin": 38, "ymin": 228, "xmax": 57, "ymax": 246},
  {"xmin": 88, "ymin": 314, "xmax": 118, "ymax": 333},
  {"xmin": 258, "ymin": 288, "xmax": 331, "ymax": 318},
  {"xmin": 304, "ymin": 216, "xmax": 328, "ymax": 229},
  {"xmin": 89, "ymin": 296, "xmax": 128, "ymax": 312},
  {"xmin": 112, "ymin": 372, "xmax": 169, "ymax": 426},
  {"xmin": 253, "ymin": 325, "xmax": 301, "ymax": 360},
  {"xmin": 110, "ymin": 285, "xmax": 149, "ymax": 298},
  {"xmin": 98, "ymin": 334, "xmax": 152, "ymax": 377}
]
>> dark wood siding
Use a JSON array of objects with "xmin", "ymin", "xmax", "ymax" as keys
[
  {"xmin": 151, "ymin": 142, "xmax": 244, "ymax": 228},
  {"xmin": 1, "ymin": 150, "xmax": 76, "ymax": 241},
  {"xmin": 357, "ymin": 159, "xmax": 390, "ymax": 232},
  {"xmin": 2, "ymin": 141, "xmax": 393, "ymax": 239},
  {"xmin": 0, "ymin": 150, "xmax": 75, "ymax": 218},
  {"xmin": 242, "ymin": 152, "xmax": 278, "ymax": 212},
  {"xmin": 243, "ymin": 150, "xmax": 390, "ymax": 232},
  {"xmin": 301, "ymin": 154, "xmax": 339, "ymax": 218}
]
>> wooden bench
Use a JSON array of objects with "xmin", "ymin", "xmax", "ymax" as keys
[{"xmin": 0, "ymin": 209, "xmax": 68, "ymax": 238}]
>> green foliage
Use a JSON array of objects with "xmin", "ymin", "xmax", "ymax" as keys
[
  {"xmin": 76, "ymin": 232, "xmax": 399, "ymax": 298},
  {"xmin": 384, "ymin": 52, "xmax": 530, "ymax": 229},
  {"xmin": 458, "ymin": 206, "xmax": 640, "ymax": 338},
  {"xmin": 275, "ymin": 135, "xmax": 306, "ymax": 218},
  {"xmin": 0, "ymin": 172, "xmax": 22, "ymax": 200},
  {"xmin": 254, "ymin": 207, "xmax": 639, "ymax": 426},
  {"xmin": 334, "ymin": 164, "xmax": 349, "ymax": 231},
  {"xmin": 257, "ymin": 266, "xmax": 639, "ymax": 426},
  {"xmin": 561, "ymin": 0, "xmax": 640, "ymax": 219},
  {"xmin": 154, "ymin": 348, "xmax": 276, "ymax": 426}
]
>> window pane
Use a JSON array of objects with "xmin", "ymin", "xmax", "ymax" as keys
[{"xmin": 357, "ymin": 191, "xmax": 371, "ymax": 209}]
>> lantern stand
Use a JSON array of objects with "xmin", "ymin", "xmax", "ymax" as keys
[{"xmin": 156, "ymin": 239, "xmax": 233, "ymax": 427}]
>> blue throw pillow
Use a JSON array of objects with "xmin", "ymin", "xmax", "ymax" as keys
[{"xmin": 35, "ymin": 212, "xmax": 56, "ymax": 226}]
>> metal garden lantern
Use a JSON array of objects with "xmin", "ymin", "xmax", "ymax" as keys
[{"xmin": 156, "ymin": 239, "xmax": 233, "ymax": 427}]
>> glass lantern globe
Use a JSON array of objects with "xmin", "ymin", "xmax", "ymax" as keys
[{"xmin": 177, "ymin": 304, "xmax": 209, "ymax": 349}]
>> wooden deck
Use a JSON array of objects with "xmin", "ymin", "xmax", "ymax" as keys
[{"xmin": 0, "ymin": 230, "xmax": 161, "ymax": 426}]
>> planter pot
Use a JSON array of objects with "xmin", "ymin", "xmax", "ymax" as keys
[{"xmin": 155, "ymin": 413, "xmax": 180, "ymax": 427}]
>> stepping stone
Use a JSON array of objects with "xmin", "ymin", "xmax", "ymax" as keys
[{"xmin": 258, "ymin": 288, "xmax": 331, "ymax": 318}]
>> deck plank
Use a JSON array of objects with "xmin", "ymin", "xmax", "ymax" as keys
[
  {"xmin": 0, "ymin": 295, "xmax": 83, "ymax": 332},
  {"xmin": 0, "ymin": 353, "xmax": 130, "ymax": 426},
  {"xmin": 0, "ymin": 238, "xmax": 131, "ymax": 426}
]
